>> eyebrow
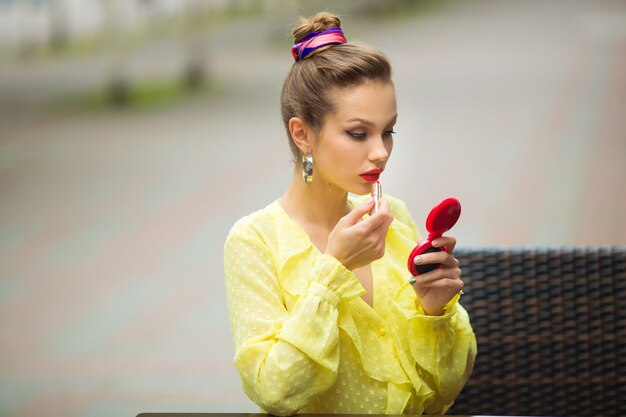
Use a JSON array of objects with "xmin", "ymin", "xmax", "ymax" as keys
[{"xmin": 347, "ymin": 115, "xmax": 398, "ymax": 126}]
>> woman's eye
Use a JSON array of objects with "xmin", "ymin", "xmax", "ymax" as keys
[
  {"xmin": 346, "ymin": 131, "xmax": 367, "ymax": 139},
  {"xmin": 383, "ymin": 130, "xmax": 396, "ymax": 137}
]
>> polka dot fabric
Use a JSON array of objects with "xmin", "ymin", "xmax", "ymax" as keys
[{"xmin": 223, "ymin": 195, "xmax": 476, "ymax": 415}]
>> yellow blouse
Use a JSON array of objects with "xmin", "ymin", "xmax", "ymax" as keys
[{"xmin": 223, "ymin": 195, "xmax": 476, "ymax": 415}]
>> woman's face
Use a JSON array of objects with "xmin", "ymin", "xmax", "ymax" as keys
[{"xmin": 311, "ymin": 81, "xmax": 397, "ymax": 196}]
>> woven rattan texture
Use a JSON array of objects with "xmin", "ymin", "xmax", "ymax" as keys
[{"xmin": 447, "ymin": 247, "xmax": 626, "ymax": 416}]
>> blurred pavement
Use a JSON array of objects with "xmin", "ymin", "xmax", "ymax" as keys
[{"xmin": 0, "ymin": 0, "xmax": 625, "ymax": 415}]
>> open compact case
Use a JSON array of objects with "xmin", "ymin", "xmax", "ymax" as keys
[{"xmin": 407, "ymin": 197, "xmax": 461, "ymax": 276}]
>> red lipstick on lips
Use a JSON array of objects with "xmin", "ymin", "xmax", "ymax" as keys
[{"xmin": 360, "ymin": 168, "xmax": 383, "ymax": 183}]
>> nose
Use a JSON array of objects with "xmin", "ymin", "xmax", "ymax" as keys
[{"xmin": 369, "ymin": 136, "xmax": 391, "ymax": 163}]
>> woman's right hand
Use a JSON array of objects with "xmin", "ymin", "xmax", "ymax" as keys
[{"xmin": 325, "ymin": 197, "xmax": 394, "ymax": 271}]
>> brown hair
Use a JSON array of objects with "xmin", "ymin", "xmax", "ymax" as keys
[{"xmin": 281, "ymin": 12, "xmax": 393, "ymax": 160}]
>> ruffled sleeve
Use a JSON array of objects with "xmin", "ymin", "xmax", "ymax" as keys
[
  {"xmin": 384, "ymin": 196, "xmax": 477, "ymax": 413},
  {"xmin": 391, "ymin": 285, "xmax": 477, "ymax": 413},
  {"xmin": 224, "ymin": 217, "xmax": 364, "ymax": 416}
]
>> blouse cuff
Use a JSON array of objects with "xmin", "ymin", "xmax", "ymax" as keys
[
  {"xmin": 412, "ymin": 291, "xmax": 462, "ymax": 329},
  {"xmin": 312, "ymin": 254, "xmax": 364, "ymax": 303}
]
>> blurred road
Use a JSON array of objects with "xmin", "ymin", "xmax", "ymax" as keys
[{"xmin": 0, "ymin": 0, "xmax": 625, "ymax": 415}]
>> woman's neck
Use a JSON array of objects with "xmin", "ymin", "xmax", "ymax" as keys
[{"xmin": 279, "ymin": 169, "xmax": 352, "ymax": 232}]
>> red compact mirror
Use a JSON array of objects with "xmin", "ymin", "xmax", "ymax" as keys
[
  {"xmin": 407, "ymin": 198, "xmax": 461, "ymax": 276},
  {"xmin": 426, "ymin": 198, "xmax": 461, "ymax": 239}
]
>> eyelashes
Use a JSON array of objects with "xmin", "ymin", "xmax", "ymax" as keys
[
  {"xmin": 345, "ymin": 130, "xmax": 396, "ymax": 140},
  {"xmin": 346, "ymin": 131, "xmax": 367, "ymax": 139}
]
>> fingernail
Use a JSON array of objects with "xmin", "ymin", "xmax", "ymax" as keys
[
  {"xmin": 408, "ymin": 278, "xmax": 417, "ymax": 285},
  {"xmin": 413, "ymin": 256, "xmax": 422, "ymax": 265},
  {"xmin": 432, "ymin": 240, "xmax": 440, "ymax": 247}
]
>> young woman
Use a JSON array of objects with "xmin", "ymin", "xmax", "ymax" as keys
[{"xmin": 224, "ymin": 12, "xmax": 476, "ymax": 415}]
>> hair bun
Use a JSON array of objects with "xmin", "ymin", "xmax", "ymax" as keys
[{"xmin": 292, "ymin": 12, "xmax": 341, "ymax": 43}]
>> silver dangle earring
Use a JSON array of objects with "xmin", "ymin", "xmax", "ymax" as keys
[{"xmin": 302, "ymin": 153, "xmax": 313, "ymax": 183}]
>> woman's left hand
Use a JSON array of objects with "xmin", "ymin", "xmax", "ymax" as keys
[{"xmin": 410, "ymin": 236, "xmax": 463, "ymax": 316}]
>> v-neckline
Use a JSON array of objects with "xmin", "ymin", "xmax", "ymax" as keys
[
  {"xmin": 273, "ymin": 197, "xmax": 359, "ymax": 254},
  {"xmin": 272, "ymin": 198, "xmax": 385, "ymax": 311}
]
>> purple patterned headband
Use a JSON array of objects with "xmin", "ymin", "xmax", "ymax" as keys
[{"xmin": 291, "ymin": 27, "xmax": 347, "ymax": 62}]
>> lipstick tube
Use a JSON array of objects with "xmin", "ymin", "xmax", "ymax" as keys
[{"xmin": 372, "ymin": 181, "xmax": 382, "ymax": 214}]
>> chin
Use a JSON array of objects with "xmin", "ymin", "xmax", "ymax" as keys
[{"xmin": 350, "ymin": 182, "xmax": 372, "ymax": 196}]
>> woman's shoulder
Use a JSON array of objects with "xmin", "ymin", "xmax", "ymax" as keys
[
  {"xmin": 384, "ymin": 194, "xmax": 413, "ymax": 221},
  {"xmin": 227, "ymin": 200, "xmax": 282, "ymax": 241},
  {"xmin": 351, "ymin": 193, "xmax": 419, "ymax": 241},
  {"xmin": 349, "ymin": 193, "xmax": 413, "ymax": 222},
  {"xmin": 385, "ymin": 194, "xmax": 419, "ymax": 240},
  {"xmin": 225, "ymin": 200, "xmax": 311, "ymax": 264}
]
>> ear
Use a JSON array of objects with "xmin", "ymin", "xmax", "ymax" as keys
[{"xmin": 288, "ymin": 117, "xmax": 313, "ymax": 155}]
